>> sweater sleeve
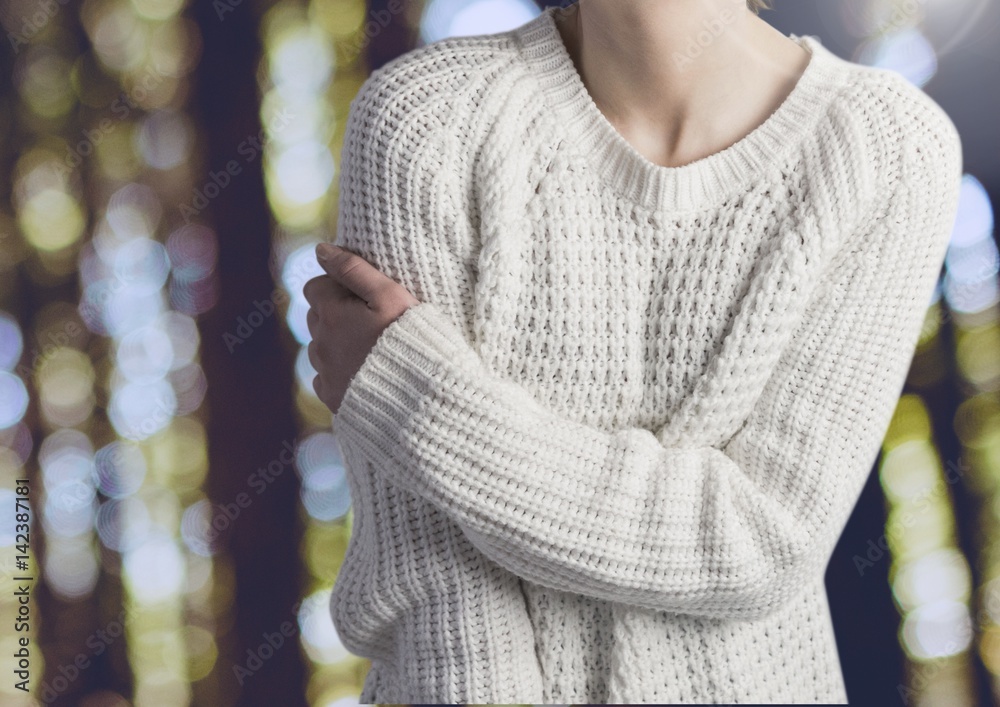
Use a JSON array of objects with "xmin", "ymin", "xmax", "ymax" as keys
[{"xmin": 331, "ymin": 74, "xmax": 964, "ymax": 620}]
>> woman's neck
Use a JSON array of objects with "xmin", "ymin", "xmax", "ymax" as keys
[{"xmin": 553, "ymin": 0, "xmax": 812, "ymax": 169}]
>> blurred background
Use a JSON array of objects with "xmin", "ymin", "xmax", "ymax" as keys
[{"xmin": 0, "ymin": 0, "xmax": 997, "ymax": 705}]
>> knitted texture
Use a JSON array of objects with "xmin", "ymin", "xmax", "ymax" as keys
[{"xmin": 327, "ymin": 7, "xmax": 964, "ymax": 704}]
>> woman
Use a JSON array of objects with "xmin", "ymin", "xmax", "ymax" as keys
[{"xmin": 304, "ymin": 0, "xmax": 963, "ymax": 703}]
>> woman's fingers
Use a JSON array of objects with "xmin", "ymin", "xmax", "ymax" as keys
[
  {"xmin": 306, "ymin": 306, "xmax": 319, "ymax": 337},
  {"xmin": 316, "ymin": 244, "xmax": 403, "ymax": 309}
]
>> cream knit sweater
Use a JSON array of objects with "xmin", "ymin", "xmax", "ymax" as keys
[{"xmin": 327, "ymin": 6, "xmax": 964, "ymax": 704}]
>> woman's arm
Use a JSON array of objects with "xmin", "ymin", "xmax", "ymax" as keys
[{"xmin": 331, "ymin": 62, "xmax": 964, "ymax": 621}]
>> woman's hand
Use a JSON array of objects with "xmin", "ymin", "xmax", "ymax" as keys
[{"xmin": 304, "ymin": 243, "xmax": 420, "ymax": 416}]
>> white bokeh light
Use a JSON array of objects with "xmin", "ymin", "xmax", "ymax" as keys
[
  {"xmin": 273, "ymin": 141, "xmax": 336, "ymax": 205},
  {"xmin": 124, "ymin": 533, "xmax": 186, "ymax": 604},
  {"xmin": 421, "ymin": 0, "xmax": 539, "ymax": 43},
  {"xmin": 108, "ymin": 378, "xmax": 177, "ymax": 441},
  {"xmin": 299, "ymin": 588, "xmax": 351, "ymax": 664},
  {"xmin": 857, "ymin": 27, "xmax": 938, "ymax": 87},
  {"xmin": 0, "ymin": 372, "xmax": 29, "ymax": 429}
]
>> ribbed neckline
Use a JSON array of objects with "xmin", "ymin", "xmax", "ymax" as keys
[{"xmin": 513, "ymin": 5, "xmax": 852, "ymax": 212}]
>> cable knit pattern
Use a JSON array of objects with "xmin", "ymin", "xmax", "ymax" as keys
[{"xmin": 327, "ymin": 7, "xmax": 964, "ymax": 704}]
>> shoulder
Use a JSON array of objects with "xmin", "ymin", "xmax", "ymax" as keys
[
  {"xmin": 806, "ymin": 56, "xmax": 964, "ymax": 257},
  {"xmin": 826, "ymin": 60, "xmax": 962, "ymax": 190},
  {"xmin": 818, "ymin": 61, "xmax": 964, "ymax": 264},
  {"xmin": 344, "ymin": 30, "xmax": 522, "ymax": 153}
]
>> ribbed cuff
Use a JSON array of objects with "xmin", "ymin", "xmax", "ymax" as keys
[{"xmin": 331, "ymin": 301, "xmax": 476, "ymax": 474}]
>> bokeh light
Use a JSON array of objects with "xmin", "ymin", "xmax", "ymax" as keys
[{"xmin": 0, "ymin": 0, "xmax": 995, "ymax": 705}]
